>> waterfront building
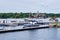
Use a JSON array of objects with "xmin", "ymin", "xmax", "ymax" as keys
[{"xmin": 29, "ymin": 12, "xmax": 46, "ymax": 18}]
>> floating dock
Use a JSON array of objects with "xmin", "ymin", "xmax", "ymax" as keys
[{"xmin": 0, "ymin": 25, "xmax": 49, "ymax": 33}]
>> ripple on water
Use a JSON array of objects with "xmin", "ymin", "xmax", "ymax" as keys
[{"xmin": 0, "ymin": 28, "xmax": 58, "ymax": 40}]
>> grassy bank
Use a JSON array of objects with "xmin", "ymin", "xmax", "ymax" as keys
[{"xmin": 54, "ymin": 22, "xmax": 60, "ymax": 27}]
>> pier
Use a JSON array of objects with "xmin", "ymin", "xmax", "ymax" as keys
[
  {"xmin": 0, "ymin": 25, "xmax": 49, "ymax": 33},
  {"xmin": 0, "ymin": 18, "xmax": 59, "ymax": 33}
]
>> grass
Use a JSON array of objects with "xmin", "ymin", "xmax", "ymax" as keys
[{"xmin": 54, "ymin": 22, "xmax": 60, "ymax": 27}]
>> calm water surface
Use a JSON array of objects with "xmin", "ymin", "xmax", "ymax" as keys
[{"xmin": 0, "ymin": 28, "xmax": 60, "ymax": 40}]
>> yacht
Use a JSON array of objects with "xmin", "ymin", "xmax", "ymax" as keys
[{"xmin": 22, "ymin": 18, "xmax": 49, "ymax": 28}]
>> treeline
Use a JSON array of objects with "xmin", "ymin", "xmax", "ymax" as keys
[
  {"xmin": 0, "ymin": 13, "xmax": 60, "ymax": 18},
  {"xmin": 46, "ymin": 13, "xmax": 60, "ymax": 17},
  {"xmin": 0, "ymin": 13, "xmax": 29, "ymax": 18}
]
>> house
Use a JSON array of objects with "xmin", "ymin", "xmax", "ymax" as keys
[{"xmin": 29, "ymin": 13, "xmax": 46, "ymax": 18}]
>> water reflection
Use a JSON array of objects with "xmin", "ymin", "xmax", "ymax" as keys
[
  {"xmin": 57, "ymin": 28, "xmax": 60, "ymax": 40},
  {"xmin": 0, "ymin": 28, "xmax": 58, "ymax": 40}
]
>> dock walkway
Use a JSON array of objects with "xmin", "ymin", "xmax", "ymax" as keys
[{"xmin": 0, "ymin": 25, "xmax": 49, "ymax": 33}]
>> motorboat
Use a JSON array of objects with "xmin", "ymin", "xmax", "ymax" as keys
[
  {"xmin": 22, "ymin": 18, "xmax": 50, "ymax": 28},
  {"xmin": 23, "ymin": 24, "xmax": 40, "ymax": 28}
]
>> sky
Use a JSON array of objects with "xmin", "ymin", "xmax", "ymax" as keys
[{"xmin": 0, "ymin": 0, "xmax": 60, "ymax": 13}]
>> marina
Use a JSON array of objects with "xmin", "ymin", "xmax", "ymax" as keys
[
  {"xmin": 0, "ymin": 17, "xmax": 50, "ymax": 32},
  {"xmin": 0, "ymin": 15, "xmax": 59, "ymax": 40},
  {"xmin": 0, "ymin": 18, "xmax": 59, "ymax": 33}
]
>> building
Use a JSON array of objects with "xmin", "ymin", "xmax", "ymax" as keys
[{"xmin": 29, "ymin": 12, "xmax": 46, "ymax": 18}]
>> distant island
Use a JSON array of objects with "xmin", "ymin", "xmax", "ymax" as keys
[{"xmin": 0, "ymin": 13, "xmax": 60, "ymax": 18}]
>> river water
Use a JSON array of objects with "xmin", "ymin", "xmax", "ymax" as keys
[{"xmin": 0, "ymin": 28, "xmax": 60, "ymax": 40}]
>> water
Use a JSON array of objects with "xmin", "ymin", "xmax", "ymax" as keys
[{"xmin": 0, "ymin": 28, "xmax": 59, "ymax": 40}]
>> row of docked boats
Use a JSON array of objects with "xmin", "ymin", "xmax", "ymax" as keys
[
  {"xmin": 0, "ymin": 18, "xmax": 59, "ymax": 32},
  {"xmin": 0, "ymin": 18, "xmax": 49, "ymax": 26},
  {"xmin": 0, "ymin": 17, "xmax": 59, "ymax": 28}
]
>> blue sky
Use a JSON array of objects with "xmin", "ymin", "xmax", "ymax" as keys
[{"xmin": 0, "ymin": 0, "xmax": 60, "ymax": 13}]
